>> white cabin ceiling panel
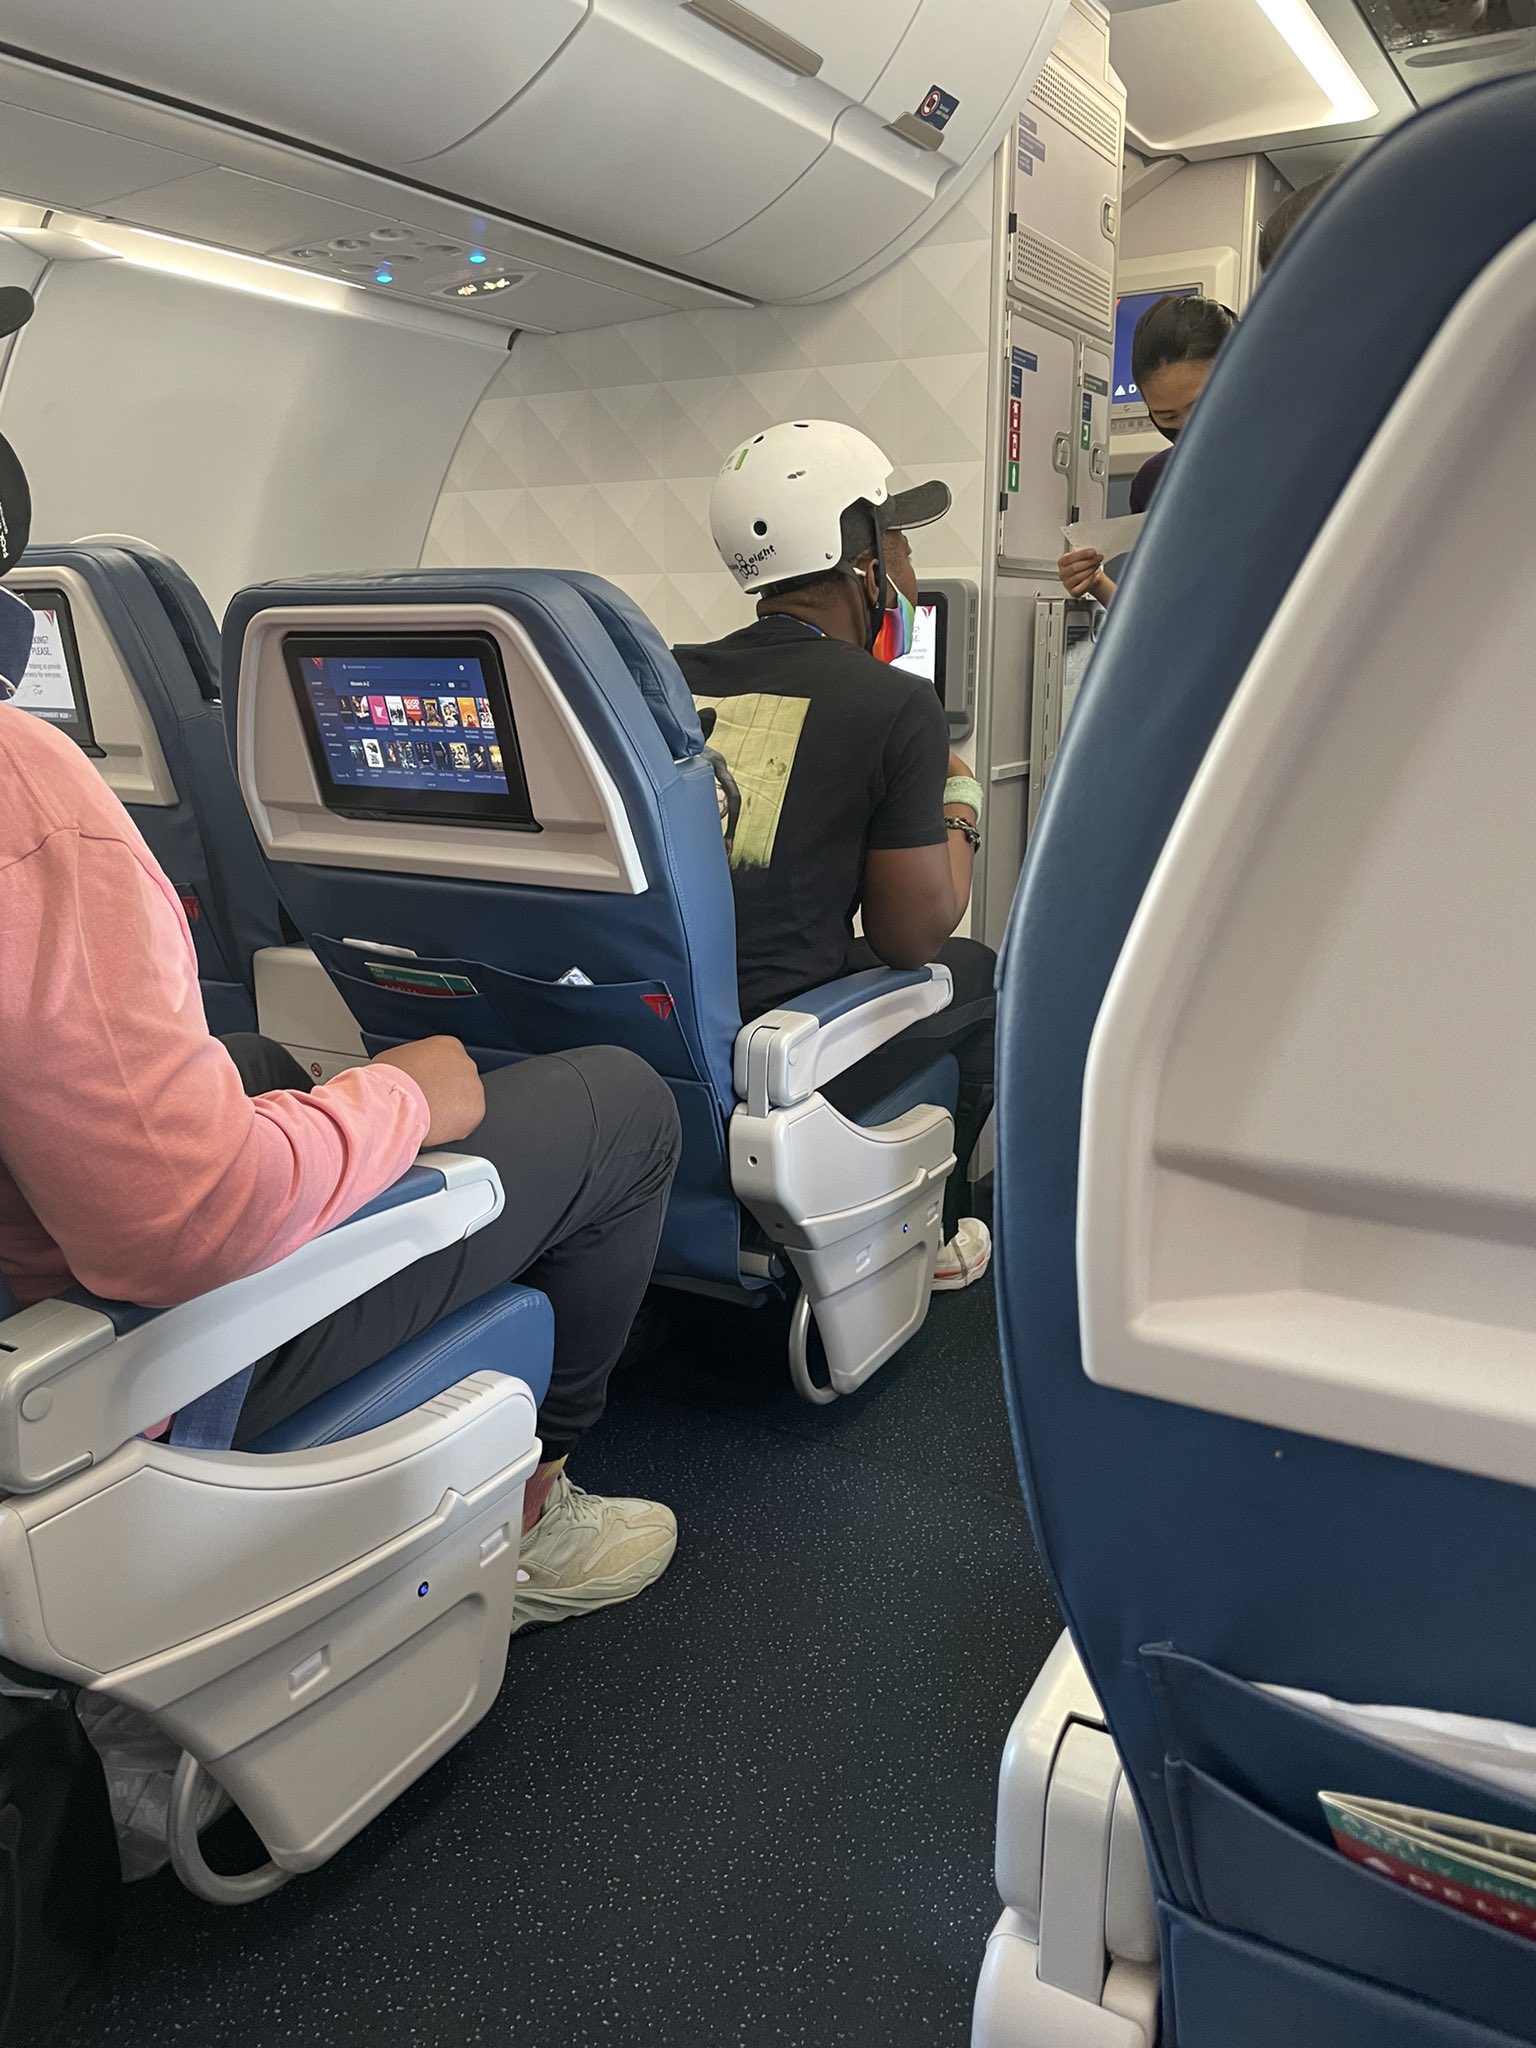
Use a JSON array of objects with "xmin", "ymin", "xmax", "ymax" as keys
[{"xmin": 1104, "ymin": 0, "xmax": 1412, "ymax": 156}]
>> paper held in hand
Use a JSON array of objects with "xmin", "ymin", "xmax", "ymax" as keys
[{"xmin": 1061, "ymin": 513, "xmax": 1146, "ymax": 559}]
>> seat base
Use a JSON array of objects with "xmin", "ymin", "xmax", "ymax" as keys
[
  {"xmin": 732, "ymin": 1087, "xmax": 956, "ymax": 1401},
  {"xmin": 978, "ymin": 1635, "xmax": 1160, "ymax": 2046},
  {"xmin": 974, "ymin": 1913, "xmax": 1159, "ymax": 2048}
]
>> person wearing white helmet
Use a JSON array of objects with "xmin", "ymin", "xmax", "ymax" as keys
[{"xmin": 674, "ymin": 419, "xmax": 993, "ymax": 1292}]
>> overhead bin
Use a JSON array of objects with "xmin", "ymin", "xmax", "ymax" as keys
[
  {"xmin": 0, "ymin": 0, "xmax": 1073, "ymax": 306},
  {"xmin": 686, "ymin": 115, "xmax": 945, "ymax": 301},
  {"xmin": 411, "ymin": 0, "xmax": 841, "ymax": 266},
  {"xmin": 694, "ymin": 0, "xmax": 1071, "ymax": 300},
  {"xmin": 0, "ymin": 0, "xmax": 591, "ymax": 164}
]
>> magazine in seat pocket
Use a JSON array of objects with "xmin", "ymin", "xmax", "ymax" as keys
[{"xmin": 311, "ymin": 940, "xmax": 505, "ymax": 1061}]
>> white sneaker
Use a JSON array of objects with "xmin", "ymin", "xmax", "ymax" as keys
[
  {"xmin": 512, "ymin": 1472, "xmax": 677, "ymax": 1633},
  {"xmin": 931, "ymin": 1216, "xmax": 993, "ymax": 1292}
]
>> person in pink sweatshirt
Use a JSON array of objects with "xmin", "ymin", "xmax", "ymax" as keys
[{"xmin": 0, "ymin": 365, "xmax": 679, "ymax": 1631}]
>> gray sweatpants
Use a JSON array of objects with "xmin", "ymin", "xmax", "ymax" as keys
[{"xmin": 222, "ymin": 1037, "xmax": 681, "ymax": 1457}]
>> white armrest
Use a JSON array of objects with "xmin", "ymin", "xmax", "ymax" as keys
[
  {"xmin": 0, "ymin": 1152, "xmax": 503, "ymax": 1493},
  {"xmin": 734, "ymin": 965, "xmax": 953, "ymax": 1118}
]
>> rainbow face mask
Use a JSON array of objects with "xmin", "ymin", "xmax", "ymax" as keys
[{"xmin": 873, "ymin": 586, "xmax": 916, "ymax": 665}]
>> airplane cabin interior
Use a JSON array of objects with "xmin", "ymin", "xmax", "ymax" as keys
[{"xmin": 0, "ymin": 1, "xmax": 1532, "ymax": 2043}]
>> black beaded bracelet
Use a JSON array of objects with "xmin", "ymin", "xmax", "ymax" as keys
[{"xmin": 945, "ymin": 814, "xmax": 981, "ymax": 852}]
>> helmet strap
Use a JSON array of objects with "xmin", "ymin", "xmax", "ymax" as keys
[{"xmin": 861, "ymin": 521, "xmax": 888, "ymax": 654}]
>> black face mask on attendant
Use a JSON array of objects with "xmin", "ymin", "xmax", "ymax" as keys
[{"xmin": 1154, "ymin": 422, "xmax": 1180, "ymax": 446}]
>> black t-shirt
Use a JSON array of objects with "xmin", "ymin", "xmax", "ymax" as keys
[{"xmin": 673, "ymin": 614, "xmax": 949, "ymax": 1018}]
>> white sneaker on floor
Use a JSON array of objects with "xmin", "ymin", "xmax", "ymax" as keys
[
  {"xmin": 931, "ymin": 1217, "xmax": 993, "ymax": 1292},
  {"xmin": 512, "ymin": 1473, "xmax": 677, "ymax": 1633}
]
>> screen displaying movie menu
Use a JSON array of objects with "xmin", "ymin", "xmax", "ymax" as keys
[{"xmin": 283, "ymin": 632, "xmax": 536, "ymax": 828}]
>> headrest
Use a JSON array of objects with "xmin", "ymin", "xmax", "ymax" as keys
[
  {"xmin": 72, "ymin": 537, "xmax": 221, "ymax": 699},
  {"xmin": 557, "ymin": 573, "xmax": 703, "ymax": 761}
]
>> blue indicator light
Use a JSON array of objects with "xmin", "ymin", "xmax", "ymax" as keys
[
  {"xmin": 468, "ymin": 249, "xmax": 487, "ymax": 265},
  {"xmin": 375, "ymin": 270, "xmax": 394, "ymax": 285},
  {"xmin": 417, "ymin": 1582, "xmax": 430, "ymax": 1598}
]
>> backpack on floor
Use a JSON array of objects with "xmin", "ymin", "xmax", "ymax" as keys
[{"xmin": 0, "ymin": 1667, "xmax": 121, "ymax": 2045}]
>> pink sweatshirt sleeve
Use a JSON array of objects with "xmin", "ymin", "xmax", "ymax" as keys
[{"xmin": 0, "ymin": 820, "xmax": 430, "ymax": 1307}]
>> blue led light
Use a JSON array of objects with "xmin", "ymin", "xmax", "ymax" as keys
[
  {"xmin": 375, "ymin": 269, "xmax": 394, "ymax": 285},
  {"xmin": 417, "ymin": 1582, "xmax": 430, "ymax": 1598},
  {"xmin": 468, "ymin": 249, "xmax": 487, "ymax": 266}
]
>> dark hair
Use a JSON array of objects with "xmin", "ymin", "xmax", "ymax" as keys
[
  {"xmin": 1131, "ymin": 295, "xmax": 1237, "ymax": 392},
  {"xmin": 1258, "ymin": 173, "xmax": 1336, "ymax": 272}
]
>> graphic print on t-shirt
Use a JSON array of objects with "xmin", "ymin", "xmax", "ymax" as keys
[{"xmin": 691, "ymin": 693, "xmax": 809, "ymax": 870}]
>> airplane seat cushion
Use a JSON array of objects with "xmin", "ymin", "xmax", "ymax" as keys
[
  {"xmin": 241, "ymin": 1281, "xmax": 554, "ymax": 1454},
  {"xmin": 993, "ymin": 65, "xmax": 1536, "ymax": 1998}
]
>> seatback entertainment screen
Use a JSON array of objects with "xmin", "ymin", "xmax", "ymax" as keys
[
  {"xmin": 284, "ymin": 632, "xmax": 536, "ymax": 829},
  {"xmin": 5, "ymin": 589, "xmax": 97, "ymax": 749}
]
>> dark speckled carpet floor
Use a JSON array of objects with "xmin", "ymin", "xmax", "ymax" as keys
[{"xmin": 47, "ymin": 1241, "xmax": 1062, "ymax": 2048}]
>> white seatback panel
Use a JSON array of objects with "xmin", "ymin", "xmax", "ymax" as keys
[
  {"xmin": 3, "ymin": 563, "xmax": 176, "ymax": 807},
  {"xmin": 238, "ymin": 601, "xmax": 646, "ymax": 893},
  {"xmin": 0, "ymin": 1372, "xmax": 538, "ymax": 1870},
  {"xmin": 1080, "ymin": 219, "xmax": 1536, "ymax": 1490}
]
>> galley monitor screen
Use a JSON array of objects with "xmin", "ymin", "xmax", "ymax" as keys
[
  {"xmin": 7, "ymin": 589, "xmax": 96, "ymax": 750},
  {"xmin": 889, "ymin": 591, "xmax": 948, "ymax": 698},
  {"xmin": 285, "ymin": 632, "xmax": 537, "ymax": 830}
]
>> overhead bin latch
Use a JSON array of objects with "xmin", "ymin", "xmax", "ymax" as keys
[{"xmin": 682, "ymin": 0, "xmax": 822, "ymax": 77}]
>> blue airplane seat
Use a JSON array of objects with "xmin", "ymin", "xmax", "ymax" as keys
[
  {"xmin": 0, "ymin": 1147, "xmax": 551, "ymax": 1911},
  {"xmin": 12, "ymin": 543, "xmax": 286, "ymax": 1033},
  {"xmin": 993, "ymin": 74, "xmax": 1536, "ymax": 2048},
  {"xmin": 223, "ymin": 567, "xmax": 961, "ymax": 1402}
]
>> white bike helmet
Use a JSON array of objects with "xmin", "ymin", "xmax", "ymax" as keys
[{"xmin": 709, "ymin": 420, "xmax": 950, "ymax": 594}]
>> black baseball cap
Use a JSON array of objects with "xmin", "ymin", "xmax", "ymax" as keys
[
  {"xmin": 0, "ymin": 287, "xmax": 34, "ymax": 341},
  {"xmin": 881, "ymin": 478, "xmax": 951, "ymax": 533},
  {"xmin": 0, "ymin": 289, "xmax": 35, "ymax": 576}
]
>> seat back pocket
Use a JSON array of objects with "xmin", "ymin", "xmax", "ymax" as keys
[
  {"xmin": 1164, "ymin": 1906, "xmax": 1534, "ymax": 2048},
  {"xmin": 1168, "ymin": 1761, "xmax": 1536, "ymax": 2039},
  {"xmin": 312, "ymin": 937, "xmax": 706, "ymax": 1082}
]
